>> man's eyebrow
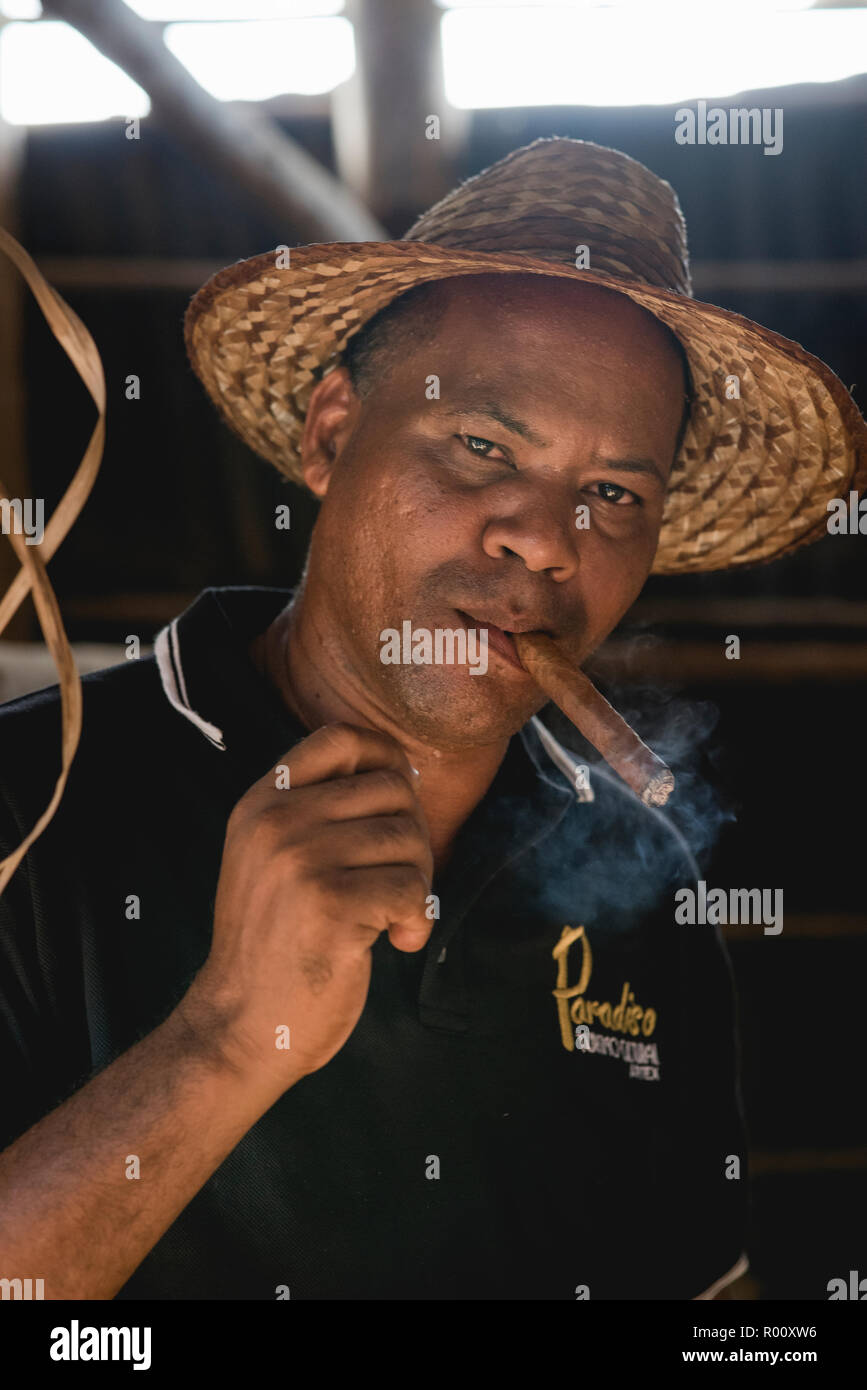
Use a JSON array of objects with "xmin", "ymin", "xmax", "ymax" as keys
[
  {"xmin": 441, "ymin": 401, "xmax": 549, "ymax": 450},
  {"xmin": 593, "ymin": 455, "xmax": 667, "ymax": 488}
]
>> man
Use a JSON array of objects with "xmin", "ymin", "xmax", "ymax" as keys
[{"xmin": 0, "ymin": 138, "xmax": 863, "ymax": 1301}]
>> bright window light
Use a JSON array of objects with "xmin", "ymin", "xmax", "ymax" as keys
[
  {"xmin": 0, "ymin": 22, "xmax": 150, "ymax": 125},
  {"xmin": 0, "ymin": 0, "xmax": 42, "ymax": 17},
  {"xmin": 126, "ymin": 1, "xmax": 344, "ymax": 18},
  {"xmin": 163, "ymin": 17, "xmax": 354, "ymax": 99},
  {"xmin": 442, "ymin": 6, "xmax": 867, "ymax": 107},
  {"xmin": 437, "ymin": 0, "xmax": 817, "ymax": 9},
  {"xmin": 436, "ymin": 0, "xmax": 816, "ymax": 8}
]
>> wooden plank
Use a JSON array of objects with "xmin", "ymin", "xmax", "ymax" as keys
[
  {"xmin": 59, "ymin": 591, "xmax": 197, "ymax": 625},
  {"xmin": 31, "ymin": 252, "xmax": 867, "ymax": 295},
  {"xmin": 693, "ymin": 258, "xmax": 867, "ymax": 293},
  {"xmin": 591, "ymin": 640, "xmax": 867, "ymax": 683},
  {"xmin": 629, "ymin": 597, "xmax": 867, "ymax": 629},
  {"xmin": 724, "ymin": 915, "xmax": 867, "ymax": 942},
  {"xmin": 34, "ymin": 256, "xmax": 227, "ymax": 291},
  {"xmin": 750, "ymin": 1147, "xmax": 867, "ymax": 1177}
]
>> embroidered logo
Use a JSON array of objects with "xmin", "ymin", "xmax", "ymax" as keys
[{"xmin": 552, "ymin": 925, "xmax": 660, "ymax": 1080}]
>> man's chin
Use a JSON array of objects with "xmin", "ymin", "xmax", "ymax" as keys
[{"xmin": 383, "ymin": 668, "xmax": 542, "ymax": 748}]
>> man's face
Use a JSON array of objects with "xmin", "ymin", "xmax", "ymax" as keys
[{"xmin": 299, "ymin": 273, "xmax": 686, "ymax": 747}]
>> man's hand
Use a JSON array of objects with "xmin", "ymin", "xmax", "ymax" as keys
[
  {"xmin": 0, "ymin": 723, "xmax": 433, "ymax": 1298},
  {"xmin": 186, "ymin": 723, "xmax": 435, "ymax": 1092}
]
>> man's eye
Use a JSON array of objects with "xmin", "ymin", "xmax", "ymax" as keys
[
  {"xmin": 595, "ymin": 481, "xmax": 638, "ymax": 505},
  {"xmin": 459, "ymin": 434, "xmax": 509, "ymax": 462}
]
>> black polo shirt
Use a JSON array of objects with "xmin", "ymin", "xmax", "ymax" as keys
[{"xmin": 0, "ymin": 587, "xmax": 749, "ymax": 1300}]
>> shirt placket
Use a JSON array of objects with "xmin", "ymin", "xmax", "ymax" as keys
[{"xmin": 417, "ymin": 727, "xmax": 575, "ymax": 1031}]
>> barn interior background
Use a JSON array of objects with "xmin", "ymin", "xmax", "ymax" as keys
[{"xmin": 1, "ymin": 0, "xmax": 866, "ymax": 1300}]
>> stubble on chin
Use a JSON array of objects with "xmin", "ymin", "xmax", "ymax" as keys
[{"xmin": 377, "ymin": 662, "xmax": 540, "ymax": 749}]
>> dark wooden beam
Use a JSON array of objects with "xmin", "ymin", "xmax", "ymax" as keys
[
  {"xmin": 34, "ymin": 256, "xmax": 226, "ymax": 290},
  {"xmin": 41, "ymin": 0, "xmax": 388, "ymax": 243},
  {"xmin": 692, "ymin": 258, "xmax": 867, "ymax": 293},
  {"xmin": 725, "ymin": 914, "xmax": 867, "ymax": 942},
  {"xmin": 750, "ymin": 1147, "xmax": 867, "ymax": 1177},
  {"xmin": 33, "ymin": 252, "xmax": 867, "ymax": 295},
  {"xmin": 629, "ymin": 597, "xmax": 867, "ymax": 629},
  {"xmin": 332, "ymin": 0, "xmax": 467, "ymax": 225},
  {"xmin": 591, "ymin": 640, "xmax": 867, "ymax": 683}
]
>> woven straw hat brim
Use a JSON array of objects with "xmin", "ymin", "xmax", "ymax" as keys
[{"xmin": 185, "ymin": 239, "xmax": 866, "ymax": 574}]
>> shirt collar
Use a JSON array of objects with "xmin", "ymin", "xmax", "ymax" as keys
[
  {"xmin": 154, "ymin": 586, "xmax": 305, "ymax": 774},
  {"xmin": 154, "ymin": 583, "xmax": 586, "ymax": 815}
]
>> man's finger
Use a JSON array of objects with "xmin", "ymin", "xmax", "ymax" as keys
[
  {"xmin": 290, "ymin": 767, "xmax": 421, "ymax": 824},
  {"xmin": 265, "ymin": 722, "xmax": 419, "ymax": 794},
  {"xmin": 331, "ymin": 864, "xmax": 433, "ymax": 952}
]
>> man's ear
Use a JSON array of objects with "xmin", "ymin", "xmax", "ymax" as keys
[{"xmin": 299, "ymin": 366, "xmax": 360, "ymax": 498}]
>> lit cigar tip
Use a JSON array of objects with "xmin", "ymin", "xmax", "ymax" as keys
[{"xmin": 641, "ymin": 770, "xmax": 675, "ymax": 808}]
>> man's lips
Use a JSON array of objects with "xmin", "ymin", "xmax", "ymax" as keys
[{"xmin": 454, "ymin": 609, "xmax": 544, "ymax": 672}]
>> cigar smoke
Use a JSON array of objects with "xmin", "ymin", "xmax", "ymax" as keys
[{"xmin": 511, "ymin": 624, "xmax": 736, "ymax": 925}]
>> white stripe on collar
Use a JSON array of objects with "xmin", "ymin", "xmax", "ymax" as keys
[{"xmin": 154, "ymin": 618, "xmax": 226, "ymax": 751}]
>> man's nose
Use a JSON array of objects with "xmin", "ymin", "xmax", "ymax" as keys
[{"xmin": 480, "ymin": 487, "xmax": 579, "ymax": 580}]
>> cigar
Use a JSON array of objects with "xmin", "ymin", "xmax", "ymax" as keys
[{"xmin": 513, "ymin": 632, "xmax": 674, "ymax": 808}]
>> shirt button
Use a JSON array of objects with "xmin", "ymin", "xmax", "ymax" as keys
[{"xmin": 437, "ymin": 946, "xmax": 447, "ymax": 964}]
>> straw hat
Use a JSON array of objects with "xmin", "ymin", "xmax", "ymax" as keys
[{"xmin": 185, "ymin": 137, "xmax": 866, "ymax": 574}]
